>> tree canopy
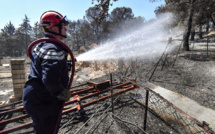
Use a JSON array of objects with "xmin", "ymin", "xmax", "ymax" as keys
[{"xmin": 1, "ymin": 1, "xmax": 215, "ymax": 57}]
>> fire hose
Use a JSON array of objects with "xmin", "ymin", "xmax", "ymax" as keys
[{"xmin": 28, "ymin": 38, "xmax": 75, "ymax": 134}]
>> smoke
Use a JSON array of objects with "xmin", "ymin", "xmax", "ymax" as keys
[{"xmin": 77, "ymin": 12, "xmax": 182, "ymax": 62}]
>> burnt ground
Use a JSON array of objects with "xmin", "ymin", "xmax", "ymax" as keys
[
  {"xmin": 151, "ymin": 39, "xmax": 215, "ymax": 110},
  {"xmin": 0, "ymin": 38, "xmax": 215, "ymax": 133}
]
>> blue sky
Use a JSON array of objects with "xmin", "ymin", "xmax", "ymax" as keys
[{"xmin": 0, "ymin": 0, "xmax": 165, "ymax": 29}]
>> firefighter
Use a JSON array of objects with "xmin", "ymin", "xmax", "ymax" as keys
[{"xmin": 23, "ymin": 10, "xmax": 71, "ymax": 134}]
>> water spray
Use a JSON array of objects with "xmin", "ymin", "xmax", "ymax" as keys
[{"xmin": 76, "ymin": 13, "xmax": 181, "ymax": 62}]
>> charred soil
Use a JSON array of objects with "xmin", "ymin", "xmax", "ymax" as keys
[{"xmin": 0, "ymin": 38, "xmax": 215, "ymax": 133}]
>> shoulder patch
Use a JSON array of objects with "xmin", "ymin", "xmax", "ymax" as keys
[{"xmin": 33, "ymin": 44, "xmax": 66, "ymax": 60}]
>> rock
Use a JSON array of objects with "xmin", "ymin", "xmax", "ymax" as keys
[
  {"xmin": 0, "ymin": 101, "xmax": 6, "ymax": 106},
  {"xmin": 78, "ymin": 46, "xmax": 87, "ymax": 53},
  {"xmin": 76, "ymin": 78, "xmax": 85, "ymax": 83},
  {"xmin": 74, "ymin": 75, "xmax": 79, "ymax": 79}
]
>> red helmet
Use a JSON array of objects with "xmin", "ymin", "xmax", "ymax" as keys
[{"xmin": 40, "ymin": 10, "xmax": 69, "ymax": 28}]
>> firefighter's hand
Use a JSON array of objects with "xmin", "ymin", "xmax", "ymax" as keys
[{"xmin": 57, "ymin": 89, "xmax": 71, "ymax": 101}]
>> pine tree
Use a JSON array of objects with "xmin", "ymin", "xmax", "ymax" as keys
[{"xmin": 19, "ymin": 15, "xmax": 32, "ymax": 55}]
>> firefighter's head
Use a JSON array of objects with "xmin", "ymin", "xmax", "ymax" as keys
[{"xmin": 40, "ymin": 10, "xmax": 69, "ymax": 39}]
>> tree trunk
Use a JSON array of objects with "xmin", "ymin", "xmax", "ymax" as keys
[
  {"xmin": 210, "ymin": 16, "xmax": 215, "ymax": 30},
  {"xmin": 183, "ymin": 0, "xmax": 194, "ymax": 51},
  {"xmin": 190, "ymin": 31, "xmax": 195, "ymax": 41},
  {"xmin": 190, "ymin": 28, "xmax": 195, "ymax": 41},
  {"xmin": 96, "ymin": 24, "xmax": 99, "ymax": 44},
  {"xmin": 25, "ymin": 34, "xmax": 28, "ymax": 56},
  {"xmin": 198, "ymin": 25, "xmax": 203, "ymax": 39},
  {"xmin": 206, "ymin": 21, "xmax": 210, "ymax": 32}
]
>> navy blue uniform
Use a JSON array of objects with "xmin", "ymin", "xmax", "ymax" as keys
[{"xmin": 23, "ymin": 37, "xmax": 69, "ymax": 134}]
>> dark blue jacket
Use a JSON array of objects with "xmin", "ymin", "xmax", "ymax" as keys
[{"xmin": 23, "ymin": 38, "xmax": 69, "ymax": 107}]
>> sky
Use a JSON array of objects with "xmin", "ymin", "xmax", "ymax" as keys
[{"xmin": 0, "ymin": 0, "xmax": 165, "ymax": 29}]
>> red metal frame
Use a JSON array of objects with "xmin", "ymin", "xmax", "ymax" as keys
[{"xmin": 0, "ymin": 80, "xmax": 137, "ymax": 134}]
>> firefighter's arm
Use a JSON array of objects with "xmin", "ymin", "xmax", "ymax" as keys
[{"xmin": 41, "ymin": 49, "xmax": 70, "ymax": 101}]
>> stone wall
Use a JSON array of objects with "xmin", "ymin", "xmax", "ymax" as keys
[{"xmin": 10, "ymin": 59, "xmax": 26, "ymax": 99}]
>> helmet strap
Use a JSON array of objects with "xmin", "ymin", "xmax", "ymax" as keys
[{"xmin": 43, "ymin": 25, "xmax": 67, "ymax": 38}]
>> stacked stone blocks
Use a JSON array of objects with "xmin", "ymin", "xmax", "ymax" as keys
[{"xmin": 10, "ymin": 59, "xmax": 26, "ymax": 99}]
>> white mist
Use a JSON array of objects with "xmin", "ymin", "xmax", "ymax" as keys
[{"xmin": 76, "ymin": 13, "xmax": 178, "ymax": 62}]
